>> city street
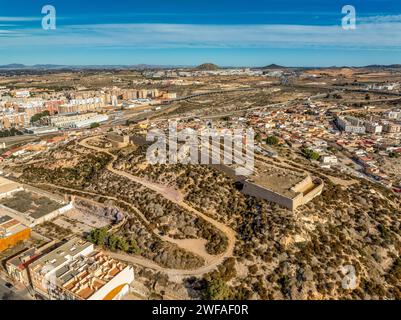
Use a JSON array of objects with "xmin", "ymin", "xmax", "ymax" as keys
[{"xmin": 0, "ymin": 276, "xmax": 32, "ymax": 300}]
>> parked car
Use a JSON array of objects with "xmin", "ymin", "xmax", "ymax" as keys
[{"xmin": 4, "ymin": 282, "xmax": 13, "ymax": 289}]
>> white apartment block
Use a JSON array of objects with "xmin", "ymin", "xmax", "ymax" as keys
[
  {"xmin": 387, "ymin": 110, "xmax": 401, "ymax": 120},
  {"xmin": 337, "ymin": 117, "xmax": 366, "ymax": 134},
  {"xmin": 50, "ymin": 113, "xmax": 109, "ymax": 128},
  {"xmin": 14, "ymin": 90, "xmax": 30, "ymax": 98},
  {"xmin": 29, "ymin": 238, "xmax": 134, "ymax": 300},
  {"xmin": 365, "ymin": 122, "xmax": 383, "ymax": 134},
  {"xmin": 321, "ymin": 155, "xmax": 338, "ymax": 164}
]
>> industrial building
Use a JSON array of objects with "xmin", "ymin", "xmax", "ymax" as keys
[
  {"xmin": 0, "ymin": 176, "xmax": 24, "ymax": 199},
  {"xmin": 0, "ymin": 178, "xmax": 73, "ymax": 227},
  {"xmin": 50, "ymin": 113, "xmax": 109, "ymax": 129}
]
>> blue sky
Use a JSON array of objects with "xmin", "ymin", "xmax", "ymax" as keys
[{"xmin": 0, "ymin": 0, "xmax": 401, "ymax": 66}]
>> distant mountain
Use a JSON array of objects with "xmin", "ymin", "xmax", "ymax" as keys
[
  {"xmin": 364, "ymin": 64, "xmax": 401, "ymax": 69},
  {"xmin": 33, "ymin": 64, "xmax": 66, "ymax": 69},
  {"xmin": 261, "ymin": 64, "xmax": 288, "ymax": 69},
  {"xmin": 0, "ymin": 63, "xmax": 26, "ymax": 69},
  {"xmin": 196, "ymin": 63, "xmax": 219, "ymax": 71}
]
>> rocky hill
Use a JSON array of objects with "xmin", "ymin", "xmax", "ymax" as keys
[{"xmin": 196, "ymin": 63, "xmax": 220, "ymax": 71}]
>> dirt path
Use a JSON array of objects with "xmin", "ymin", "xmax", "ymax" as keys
[
  {"xmin": 159, "ymin": 237, "xmax": 214, "ymax": 263},
  {"xmin": 63, "ymin": 136, "xmax": 238, "ymax": 279},
  {"xmin": 38, "ymin": 183, "xmax": 213, "ymax": 270},
  {"xmin": 108, "ymin": 164, "xmax": 184, "ymax": 203},
  {"xmin": 81, "ymin": 136, "xmax": 184, "ymax": 202}
]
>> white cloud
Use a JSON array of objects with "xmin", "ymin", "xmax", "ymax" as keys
[
  {"xmin": 0, "ymin": 16, "xmax": 40, "ymax": 22},
  {"xmin": 359, "ymin": 14, "xmax": 401, "ymax": 24},
  {"xmin": 1, "ymin": 20, "xmax": 401, "ymax": 50}
]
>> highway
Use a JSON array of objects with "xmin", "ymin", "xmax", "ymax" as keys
[
  {"xmin": 108, "ymin": 88, "xmax": 261, "ymax": 124},
  {"xmin": 291, "ymin": 83, "xmax": 401, "ymax": 97},
  {"xmin": 162, "ymin": 87, "xmax": 258, "ymax": 105},
  {"xmin": 0, "ymin": 132, "xmax": 61, "ymax": 148}
]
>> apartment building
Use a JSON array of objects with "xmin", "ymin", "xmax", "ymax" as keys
[
  {"xmin": 122, "ymin": 89, "xmax": 138, "ymax": 100},
  {"xmin": 365, "ymin": 121, "xmax": 383, "ymax": 134},
  {"xmin": 44, "ymin": 100, "xmax": 65, "ymax": 115},
  {"xmin": 111, "ymin": 95, "xmax": 118, "ymax": 107},
  {"xmin": 337, "ymin": 116, "xmax": 366, "ymax": 134},
  {"xmin": 386, "ymin": 110, "xmax": 401, "ymax": 120},
  {"xmin": 58, "ymin": 97, "xmax": 105, "ymax": 114},
  {"xmin": 161, "ymin": 92, "xmax": 177, "ymax": 100},
  {"xmin": 383, "ymin": 122, "xmax": 401, "ymax": 133},
  {"xmin": 0, "ymin": 112, "xmax": 28, "ymax": 129},
  {"xmin": 6, "ymin": 247, "xmax": 41, "ymax": 286},
  {"xmin": 29, "ymin": 238, "xmax": 134, "ymax": 300},
  {"xmin": 0, "ymin": 212, "xmax": 31, "ymax": 253},
  {"xmin": 13, "ymin": 90, "xmax": 30, "ymax": 98},
  {"xmin": 137, "ymin": 89, "xmax": 148, "ymax": 99},
  {"xmin": 321, "ymin": 155, "xmax": 338, "ymax": 164}
]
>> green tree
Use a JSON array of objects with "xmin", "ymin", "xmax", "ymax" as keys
[
  {"xmin": 30, "ymin": 110, "xmax": 50, "ymax": 123},
  {"xmin": 129, "ymin": 238, "xmax": 141, "ymax": 254},
  {"xmin": 90, "ymin": 122, "xmax": 100, "ymax": 129},
  {"xmin": 302, "ymin": 148, "xmax": 320, "ymax": 161},
  {"xmin": 107, "ymin": 234, "xmax": 119, "ymax": 251},
  {"xmin": 266, "ymin": 135, "xmax": 279, "ymax": 146},
  {"xmin": 88, "ymin": 227, "xmax": 108, "ymax": 246},
  {"xmin": 205, "ymin": 278, "xmax": 231, "ymax": 300},
  {"xmin": 117, "ymin": 237, "xmax": 129, "ymax": 252}
]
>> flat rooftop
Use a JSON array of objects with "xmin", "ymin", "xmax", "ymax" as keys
[
  {"xmin": 0, "ymin": 214, "xmax": 12, "ymax": 225},
  {"xmin": 0, "ymin": 177, "xmax": 22, "ymax": 195},
  {"xmin": 30, "ymin": 238, "xmax": 93, "ymax": 271},
  {"xmin": 7, "ymin": 247, "xmax": 39, "ymax": 269},
  {"xmin": 30, "ymin": 238, "xmax": 129, "ymax": 300},
  {"xmin": 0, "ymin": 212, "xmax": 29, "ymax": 239},
  {"xmin": 250, "ymin": 165, "xmax": 307, "ymax": 198},
  {"xmin": 0, "ymin": 190, "xmax": 64, "ymax": 220},
  {"xmin": 59, "ymin": 251, "xmax": 128, "ymax": 300}
]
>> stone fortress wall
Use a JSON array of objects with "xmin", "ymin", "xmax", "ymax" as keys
[{"xmin": 242, "ymin": 175, "xmax": 324, "ymax": 211}]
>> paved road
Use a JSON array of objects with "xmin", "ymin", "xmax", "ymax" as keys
[
  {"xmin": 0, "ymin": 276, "xmax": 32, "ymax": 300},
  {"xmin": 0, "ymin": 132, "xmax": 63, "ymax": 148}
]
